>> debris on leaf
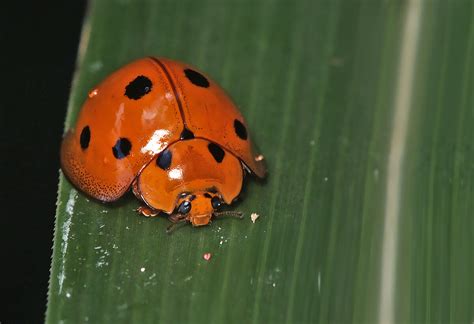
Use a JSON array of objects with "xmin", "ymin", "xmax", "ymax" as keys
[
  {"xmin": 255, "ymin": 154, "xmax": 264, "ymax": 161},
  {"xmin": 203, "ymin": 253, "xmax": 212, "ymax": 261},
  {"xmin": 88, "ymin": 88, "xmax": 99, "ymax": 98},
  {"xmin": 250, "ymin": 213, "xmax": 260, "ymax": 223}
]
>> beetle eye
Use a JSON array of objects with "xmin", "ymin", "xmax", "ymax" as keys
[
  {"xmin": 178, "ymin": 201, "xmax": 191, "ymax": 214},
  {"xmin": 211, "ymin": 197, "xmax": 222, "ymax": 209}
]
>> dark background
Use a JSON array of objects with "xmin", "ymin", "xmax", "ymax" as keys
[{"xmin": 0, "ymin": 1, "xmax": 86, "ymax": 322}]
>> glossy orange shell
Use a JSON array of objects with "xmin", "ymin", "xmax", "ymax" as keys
[
  {"xmin": 60, "ymin": 57, "xmax": 265, "ymax": 202},
  {"xmin": 136, "ymin": 139, "xmax": 243, "ymax": 213}
]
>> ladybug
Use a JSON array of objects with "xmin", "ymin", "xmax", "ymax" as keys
[{"xmin": 60, "ymin": 57, "xmax": 266, "ymax": 228}]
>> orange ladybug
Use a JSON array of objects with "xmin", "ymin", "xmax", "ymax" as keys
[{"xmin": 61, "ymin": 57, "xmax": 265, "ymax": 228}]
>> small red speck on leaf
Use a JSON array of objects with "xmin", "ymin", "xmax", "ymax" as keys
[{"xmin": 203, "ymin": 253, "xmax": 212, "ymax": 261}]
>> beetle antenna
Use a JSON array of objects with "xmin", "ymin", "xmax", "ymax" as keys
[{"xmin": 213, "ymin": 211, "xmax": 244, "ymax": 219}]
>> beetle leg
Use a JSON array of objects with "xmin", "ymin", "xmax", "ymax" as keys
[{"xmin": 166, "ymin": 214, "xmax": 189, "ymax": 234}]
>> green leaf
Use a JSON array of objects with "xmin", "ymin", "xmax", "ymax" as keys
[{"xmin": 47, "ymin": 0, "xmax": 474, "ymax": 323}]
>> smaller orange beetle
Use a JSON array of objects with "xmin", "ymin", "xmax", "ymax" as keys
[{"xmin": 60, "ymin": 57, "xmax": 266, "ymax": 229}]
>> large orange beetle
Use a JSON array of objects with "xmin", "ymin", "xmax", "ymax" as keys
[{"xmin": 61, "ymin": 57, "xmax": 265, "ymax": 229}]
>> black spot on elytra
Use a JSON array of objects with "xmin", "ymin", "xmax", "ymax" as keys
[
  {"xmin": 112, "ymin": 138, "xmax": 132, "ymax": 159},
  {"xmin": 234, "ymin": 119, "xmax": 247, "ymax": 140},
  {"xmin": 204, "ymin": 193, "xmax": 212, "ymax": 198},
  {"xmin": 125, "ymin": 75, "xmax": 152, "ymax": 100},
  {"xmin": 156, "ymin": 149, "xmax": 172, "ymax": 170},
  {"xmin": 184, "ymin": 69, "xmax": 209, "ymax": 88},
  {"xmin": 80, "ymin": 126, "xmax": 90, "ymax": 149},
  {"xmin": 180, "ymin": 127, "xmax": 194, "ymax": 140},
  {"xmin": 208, "ymin": 143, "xmax": 225, "ymax": 163}
]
